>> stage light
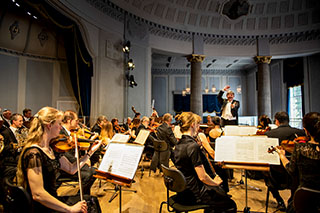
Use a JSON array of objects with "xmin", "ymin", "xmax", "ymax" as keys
[
  {"xmin": 122, "ymin": 41, "xmax": 130, "ymax": 53},
  {"xmin": 129, "ymin": 75, "xmax": 137, "ymax": 87},
  {"xmin": 128, "ymin": 59, "xmax": 135, "ymax": 69}
]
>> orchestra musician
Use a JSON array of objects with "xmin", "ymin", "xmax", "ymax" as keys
[
  {"xmin": 22, "ymin": 108, "xmax": 33, "ymax": 129},
  {"xmin": 100, "ymin": 121, "xmax": 115, "ymax": 147},
  {"xmin": 123, "ymin": 117, "xmax": 132, "ymax": 131},
  {"xmin": 274, "ymin": 112, "xmax": 320, "ymax": 213},
  {"xmin": 264, "ymin": 111, "xmax": 305, "ymax": 211},
  {"xmin": 16, "ymin": 107, "xmax": 101, "ymax": 212},
  {"xmin": 0, "ymin": 113, "xmax": 24, "ymax": 182},
  {"xmin": 173, "ymin": 112, "xmax": 236, "ymax": 213},
  {"xmin": 91, "ymin": 116, "xmax": 108, "ymax": 135},
  {"xmin": 57, "ymin": 110, "xmax": 99, "ymax": 196},
  {"xmin": 150, "ymin": 113, "xmax": 177, "ymax": 172}
]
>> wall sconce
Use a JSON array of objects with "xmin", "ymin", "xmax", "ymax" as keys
[
  {"xmin": 211, "ymin": 85, "xmax": 216, "ymax": 93},
  {"xmin": 185, "ymin": 87, "xmax": 190, "ymax": 93},
  {"xmin": 237, "ymin": 85, "xmax": 242, "ymax": 94},
  {"xmin": 205, "ymin": 88, "xmax": 209, "ymax": 94},
  {"xmin": 182, "ymin": 90, "xmax": 186, "ymax": 96},
  {"xmin": 128, "ymin": 59, "xmax": 135, "ymax": 69},
  {"xmin": 122, "ymin": 41, "xmax": 130, "ymax": 53}
]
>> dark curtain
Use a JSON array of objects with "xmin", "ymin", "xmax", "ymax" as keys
[
  {"xmin": 25, "ymin": 0, "xmax": 93, "ymax": 116},
  {"xmin": 173, "ymin": 94, "xmax": 221, "ymax": 114},
  {"xmin": 283, "ymin": 57, "xmax": 304, "ymax": 88}
]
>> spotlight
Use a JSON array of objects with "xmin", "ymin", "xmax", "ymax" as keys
[
  {"xmin": 27, "ymin": 12, "xmax": 31, "ymax": 16},
  {"xmin": 129, "ymin": 75, "xmax": 137, "ymax": 87},
  {"xmin": 128, "ymin": 59, "xmax": 135, "ymax": 69},
  {"xmin": 122, "ymin": 41, "xmax": 130, "ymax": 53}
]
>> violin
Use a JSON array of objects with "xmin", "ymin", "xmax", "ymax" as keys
[
  {"xmin": 114, "ymin": 124, "xmax": 126, "ymax": 133},
  {"xmin": 268, "ymin": 136, "xmax": 309, "ymax": 154},
  {"xmin": 50, "ymin": 133, "xmax": 96, "ymax": 153},
  {"xmin": 256, "ymin": 126, "xmax": 271, "ymax": 135}
]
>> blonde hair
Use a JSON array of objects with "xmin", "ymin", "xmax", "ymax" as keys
[
  {"xmin": 16, "ymin": 106, "xmax": 63, "ymax": 188},
  {"xmin": 100, "ymin": 121, "xmax": 114, "ymax": 144},
  {"xmin": 175, "ymin": 112, "xmax": 201, "ymax": 133}
]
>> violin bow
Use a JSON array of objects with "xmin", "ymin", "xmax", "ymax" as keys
[{"xmin": 74, "ymin": 134, "xmax": 83, "ymax": 201}]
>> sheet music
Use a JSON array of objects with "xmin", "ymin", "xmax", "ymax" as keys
[
  {"xmin": 134, "ymin": 129, "xmax": 150, "ymax": 145},
  {"xmin": 214, "ymin": 136, "xmax": 280, "ymax": 165},
  {"xmin": 110, "ymin": 133, "xmax": 130, "ymax": 143},
  {"xmin": 99, "ymin": 142, "xmax": 144, "ymax": 179},
  {"xmin": 224, "ymin": 126, "xmax": 258, "ymax": 136},
  {"xmin": 173, "ymin": 125, "xmax": 182, "ymax": 139}
]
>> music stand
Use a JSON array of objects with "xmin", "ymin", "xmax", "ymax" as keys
[
  {"xmin": 223, "ymin": 162, "xmax": 270, "ymax": 213},
  {"xmin": 95, "ymin": 142, "xmax": 144, "ymax": 213}
]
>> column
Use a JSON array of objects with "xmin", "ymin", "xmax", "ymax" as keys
[
  {"xmin": 254, "ymin": 56, "xmax": 272, "ymax": 117},
  {"xmin": 187, "ymin": 54, "xmax": 205, "ymax": 117}
]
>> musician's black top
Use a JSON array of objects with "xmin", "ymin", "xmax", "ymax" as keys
[
  {"xmin": 21, "ymin": 146, "xmax": 60, "ymax": 213},
  {"xmin": 174, "ymin": 135, "xmax": 237, "ymax": 212},
  {"xmin": 286, "ymin": 142, "xmax": 320, "ymax": 190}
]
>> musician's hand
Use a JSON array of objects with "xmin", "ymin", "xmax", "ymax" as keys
[
  {"xmin": 275, "ymin": 146, "xmax": 285, "ymax": 156},
  {"xmin": 90, "ymin": 133, "xmax": 99, "ymax": 140},
  {"xmin": 69, "ymin": 200, "xmax": 87, "ymax": 213},
  {"xmin": 213, "ymin": 175, "xmax": 223, "ymax": 186},
  {"xmin": 89, "ymin": 140, "xmax": 102, "ymax": 155},
  {"xmin": 223, "ymin": 85, "xmax": 230, "ymax": 91}
]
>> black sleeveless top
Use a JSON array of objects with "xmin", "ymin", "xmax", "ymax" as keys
[{"xmin": 21, "ymin": 146, "xmax": 60, "ymax": 212}]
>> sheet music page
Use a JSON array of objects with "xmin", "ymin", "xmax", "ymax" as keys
[
  {"xmin": 173, "ymin": 125, "xmax": 182, "ymax": 139},
  {"xmin": 110, "ymin": 133, "xmax": 130, "ymax": 143},
  {"xmin": 224, "ymin": 126, "xmax": 258, "ymax": 136},
  {"xmin": 214, "ymin": 136, "xmax": 280, "ymax": 165},
  {"xmin": 134, "ymin": 129, "xmax": 150, "ymax": 145},
  {"xmin": 98, "ymin": 142, "xmax": 144, "ymax": 179}
]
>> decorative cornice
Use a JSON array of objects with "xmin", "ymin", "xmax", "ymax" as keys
[
  {"xmin": 86, "ymin": 0, "xmax": 320, "ymax": 46},
  {"xmin": 0, "ymin": 47, "xmax": 67, "ymax": 61},
  {"xmin": 254, "ymin": 56, "xmax": 272, "ymax": 64},
  {"xmin": 187, "ymin": 54, "xmax": 206, "ymax": 63},
  {"xmin": 152, "ymin": 68, "xmax": 244, "ymax": 75}
]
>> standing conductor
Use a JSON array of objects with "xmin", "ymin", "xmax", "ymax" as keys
[{"xmin": 218, "ymin": 85, "xmax": 240, "ymax": 127}]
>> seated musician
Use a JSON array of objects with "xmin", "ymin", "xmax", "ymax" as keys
[
  {"xmin": 136, "ymin": 116, "xmax": 154, "ymax": 160},
  {"xmin": 256, "ymin": 115, "xmax": 272, "ymax": 135},
  {"xmin": 22, "ymin": 108, "xmax": 33, "ymax": 129},
  {"xmin": 150, "ymin": 113, "xmax": 177, "ymax": 172},
  {"xmin": 91, "ymin": 115, "xmax": 108, "ymax": 135},
  {"xmin": 100, "ymin": 121, "xmax": 114, "ymax": 147},
  {"xmin": 264, "ymin": 111, "xmax": 305, "ymax": 211},
  {"xmin": 123, "ymin": 117, "xmax": 132, "ymax": 131},
  {"xmin": 0, "ymin": 113, "xmax": 24, "ymax": 181},
  {"xmin": 129, "ymin": 118, "xmax": 141, "ymax": 140},
  {"xmin": 206, "ymin": 115, "xmax": 214, "ymax": 126},
  {"xmin": 208, "ymin": 116, "xmax": 223, "ymax": 144},
  {"xmin": 274, "ymin": 112, "xmax": 320, "ymax": 213},
  {"xmin": 16, "ymin": 106, "xmax": 101, "ymax": 212},
  {"xmin": 57, "ymin": 110, "xmax": 98, "ymax": 195},
  {"xmin": 174, "ymin": 112, "xmax": 237, "ymax": 213}
]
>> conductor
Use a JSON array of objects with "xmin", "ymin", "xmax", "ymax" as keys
[{"xmin": 217, "ymin": 85, "xmax": 240, "ymax": 127}]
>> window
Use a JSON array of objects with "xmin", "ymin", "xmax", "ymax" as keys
[{"xmin": 288, "ymin": 86, "xmax": 303, "ymax": 128}]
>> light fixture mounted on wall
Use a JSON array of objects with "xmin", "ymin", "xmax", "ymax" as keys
[
  {"xmin": 211, "ymin": 85, "xmax": 216, "ymax": 93},
  {"xmin": 129, "ymin": 75, "xmax": 137, "ymax": 87}
]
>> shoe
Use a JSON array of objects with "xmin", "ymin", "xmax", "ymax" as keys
[{"xmin": 276, "ymin": 201, "xmax": 286, "ymax": 212}]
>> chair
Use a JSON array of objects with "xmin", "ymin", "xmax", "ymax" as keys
[
  {"xmin": 159, "ymin": 164, "xmax": 210, "ymax": 213},
  {"xmin": 149, "ymin": 138, "xmax": 168, "ymax": 176},
  {"xmin": 4, "ymin": 177, "xmax": 33, "ymax": 213},
  {"xmin": 293, "ymin": 187, "xmax": 320, "ymax": 213}
]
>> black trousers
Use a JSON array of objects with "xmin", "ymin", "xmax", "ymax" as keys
[{"xmin": 221, "ymin": 118, "xmax": 237, "ymax": 127}]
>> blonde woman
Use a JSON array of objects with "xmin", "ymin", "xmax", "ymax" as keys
[
  {"xmin": 16, "ymin": 107, "xmax": 101, "ymax": 212},
  {"xmin": 100, "ymin": 121, "xmax": 114, "ymax": 146},
  {"xmin": 174, "ymin": 112, "xmax": 236, "ymax": 213}
]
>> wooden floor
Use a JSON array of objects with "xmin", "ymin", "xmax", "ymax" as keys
[{"xmin": 58, "ymin": 162, "xmax": 290, "ymax": 213}]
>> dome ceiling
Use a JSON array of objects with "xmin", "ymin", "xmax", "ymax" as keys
[{"xmin": 109, "ymin": 0, "xmax": 320, "ymax": 36}]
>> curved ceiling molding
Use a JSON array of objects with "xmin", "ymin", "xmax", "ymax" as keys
[{"xmin": 86, "ymin": 0, "xmax": 320, "ymax": 46}]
